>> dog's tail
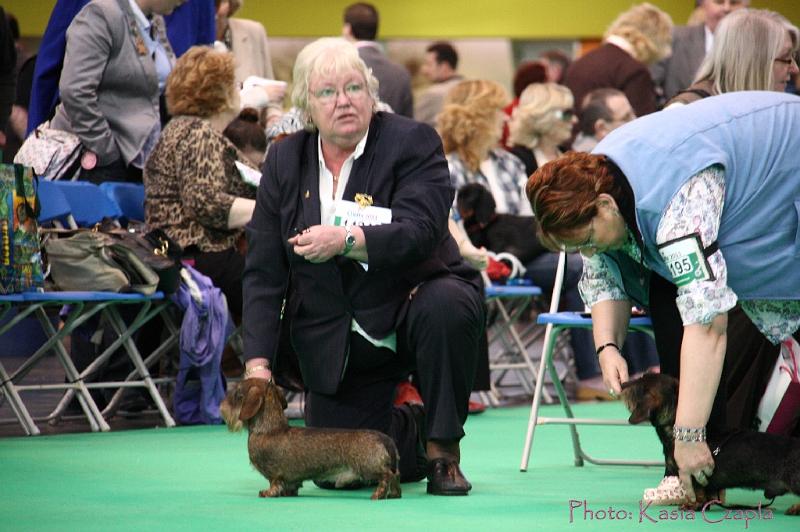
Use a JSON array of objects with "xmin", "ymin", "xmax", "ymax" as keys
[{"xmin": 377, "ymin": 433, "xmax": 401, "ymax": 475}]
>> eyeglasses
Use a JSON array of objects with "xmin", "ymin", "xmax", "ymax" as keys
[
  {"xmin": 562, "ymin": 219, "xmax": 597, "ymax": 253},
  {"xmin": 312, "ymin": 82, "xmax": 366, "ymax": 105},
  {"xmin": 554, "ymin": 108, "xmax": 575, "ymax": 121},
  {"xmin": 774, "ymin": 56, "xmax": 797, "ymax": 66}
]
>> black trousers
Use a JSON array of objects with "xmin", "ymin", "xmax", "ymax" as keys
[
  {"xmin": 79, "ymin": 158, "xmax": 142, "ymax": 184},
  {"xmin": 192, "ymin": 247, "xmax": 245, "ymax": 322},
  {"xmin": 304, "ymin": 277, "xmax": 485, "ymax": 481},
  {"xmin": 648, "ymin": 273, "xmax": 779, "ymax": 432}
]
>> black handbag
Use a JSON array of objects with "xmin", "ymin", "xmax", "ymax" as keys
[{"xmin": 106, "ymin": 227, "xmax": 182, "ymax": 294}]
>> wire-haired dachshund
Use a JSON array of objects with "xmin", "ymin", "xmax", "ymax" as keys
[
  {"xmin": 220, "ymin": 379, "xmax": 401, "ymax": 499},
  {"xmin": 620, "ymin": 373, "xmax": 800, "ymax": 514}
]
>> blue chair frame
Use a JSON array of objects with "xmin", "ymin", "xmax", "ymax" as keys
[{"xmin": 0, "ymin": 291, "xmax": 178, "ymax": 435}]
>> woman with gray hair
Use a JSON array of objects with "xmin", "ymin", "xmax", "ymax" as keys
[
  {"xmin": 241, "ymin": 37, "xmax": 484, "ymax": 496},
  {"xmin": 667, "ymin": 8, "xmax": 799, "ymax": 106},
  {"xmin": 642, "ymin": 7, "xmax": 800, "ymax": 506}
]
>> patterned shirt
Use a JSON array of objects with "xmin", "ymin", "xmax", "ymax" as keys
[
  {"xmin": 144, "ymin": 116, "xmax": 257, "ymax": 253},
  {"xmin": 579, "ymin": 165, "xmax": 800, "ymax": 343},
  {"xmin": 447, "ymin": 148, "xmax": 533, "ymax": 216}
]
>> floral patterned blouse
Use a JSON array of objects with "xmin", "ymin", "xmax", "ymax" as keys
[
  {"xmin": 144, "ymin": 115, "xmax": 257, "ymax": 253},
  {"xmin": 579, "ymin": 165, "xmax": 800, "ymax": 343}
]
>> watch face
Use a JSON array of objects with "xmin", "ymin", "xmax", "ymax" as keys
[{"xmin": 344, "ymin": 227, "xmax": 356, "ymax": 253}]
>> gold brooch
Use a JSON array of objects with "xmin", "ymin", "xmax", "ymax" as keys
[{"xmin": 354, "ymin": 193, "xmax": 373, "ymax": 209}]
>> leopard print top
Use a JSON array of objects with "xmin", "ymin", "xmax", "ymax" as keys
[{"xmin": 144, "ymin": 115, "xmax": 257, "ymax": 253}]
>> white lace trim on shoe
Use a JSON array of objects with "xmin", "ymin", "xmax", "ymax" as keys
[{"xmin": 642, "ymin": 476, "xmax": 688, "ymax": 506}]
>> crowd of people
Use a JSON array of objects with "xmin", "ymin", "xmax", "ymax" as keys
[{"xmin": 2, "ymin": 0, "xmax": 799, "ymax": 504}]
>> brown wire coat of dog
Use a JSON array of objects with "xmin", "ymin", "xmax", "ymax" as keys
[
  {"xmin": 220, "ymin": 379, "xmax": 401, "ymax": 499},
  {"xmin": 620, "ymin": 373, "xmax": 800, "ymax": 514}
]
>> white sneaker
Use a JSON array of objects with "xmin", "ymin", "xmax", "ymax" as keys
[{"xmin": 642, "ymin": 476, "xmax": 688, "ymax": 506}]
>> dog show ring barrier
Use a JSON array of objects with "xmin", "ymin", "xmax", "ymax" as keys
[{"xmin": 519, "ymin": 251, "xmax": 663, "ymax": 471}]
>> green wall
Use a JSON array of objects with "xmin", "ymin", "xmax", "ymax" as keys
[{"xmin": 6, "ymin": 0, "xmax": 799, "ymax": 39}]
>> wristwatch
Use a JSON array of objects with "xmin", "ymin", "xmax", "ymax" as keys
[{"xmin": 343, "ymin": 225, "xmax": 356, "ymax": 255}]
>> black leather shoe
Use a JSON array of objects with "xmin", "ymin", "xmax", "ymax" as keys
[{"xmin": 426, "ymin": 458, "xmax": 472, "ymax": 495}]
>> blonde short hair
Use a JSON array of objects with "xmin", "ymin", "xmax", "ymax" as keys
[
  {"xmin": 166, "ymin": 46, "xmax": 236, "ymax": 117},
  {"xmin": 605, "ymin": 3, "xmax": 673, "ymax": 65},
  {"xmin": 508, "ymin": 83, "xmax": 574, "ymax": 149},
  {"xmin": 436, "ymin": 79, "xmax": 509, "ymax": 172},
  {"xmin": 695, "ymin": 9, "xmax": 800, "ymax": 93},
  {"xmin": 291, "ymin": 37, "xmax": 379, "ymax": 130}
]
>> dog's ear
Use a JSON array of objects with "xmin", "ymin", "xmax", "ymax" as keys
[
  {"xmin": 471, "ymin": 185, "xmax": 496, "ymax": 226},
  {"xmin": 628, "ymin": 405, "xmax": 651, "ymax": 425},
  {"xmin": 277, "ymin": 385, "xmax": 288, "ymax": 410},
  {"xmin": 457, "ymin": 184, "xmax": 496, "ymax": 226},
  {"xmin": 239, "ymin": 384, "xmax": 264, "ymax": 422},
  {"xmin": 621, "ymin": 379, "xmax": 652, "ymax": 424}
]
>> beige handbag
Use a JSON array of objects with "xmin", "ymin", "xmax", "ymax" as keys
[{"xmin": 43, "ymin": 230, "xmax": 159, "ymax": 294}]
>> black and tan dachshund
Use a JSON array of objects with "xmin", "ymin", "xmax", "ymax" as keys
[{"xmin": 621, "ymin": 373, "xmax": 800, "ymax": 514}]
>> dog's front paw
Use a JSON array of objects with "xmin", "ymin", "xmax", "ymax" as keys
[
  {"xmin": 786, "ymin": 503, "xmax": 800, "ymax": 515},
  {"xmin": 259, "ymin": 485, "xmax": 282, "ymax": 498}
]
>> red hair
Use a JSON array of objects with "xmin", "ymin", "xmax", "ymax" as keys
[{"xmin": 526, "ymin": 152, "xmax": 620, "ymax": 249}]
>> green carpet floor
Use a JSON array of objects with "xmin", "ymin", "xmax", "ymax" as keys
[{"xmin": 1, "ymin": 402, "xmax": 797, "ymax": 531}]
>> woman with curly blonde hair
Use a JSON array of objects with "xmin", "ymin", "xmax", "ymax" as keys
[
  {"xmin": 563, "ymin": 2, "xmax": 672, "ymax": 116},
  {"xmin": 145, "ymin": 45, "xmax": 258, "ymax": 322},
  {"xmin": 437, "ymin": 79, "xmax": 531, "ymax": 216},
  {"xmin": 507, "ymin": 82, "xmax": 575, "ymax": 177}
]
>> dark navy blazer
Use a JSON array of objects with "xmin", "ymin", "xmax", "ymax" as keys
[{"xmin": 242, "ymin": 112, "xmax": 480, "ymax": 394}]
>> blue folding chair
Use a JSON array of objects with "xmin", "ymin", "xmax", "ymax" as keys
[
  {"xmin": 520, "ymin": 251, "xmax": 662, "ymax": 470},
  {"xmin": 36, "ymin": 179, "xmax": 77, "ymax": 228},
  {"xmin": 0, "ymin": 181, "xmax": 180, "ymax": 435},
  {"xmin": 49, "ymin": 181, "xmax": 122, "ymax": 227},
  {"xmin": 99, "ymin": 182, "xmax": 145, "ymax": 222}
]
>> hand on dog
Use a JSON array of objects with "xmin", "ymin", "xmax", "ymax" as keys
[
  {"xmin": 599, "ymin": 348, "xmax": 629, "ymax": 395},
  {"xmin": 289, "ymin": 225, "xmax": 348, "ymax": 263},
  {"xmin": 675, "ymin": 440, "xmax": 715, "ymax": 503}
]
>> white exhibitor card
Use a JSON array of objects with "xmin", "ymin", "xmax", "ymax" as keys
[{"xmin": 332, "ymin": 199, "xmax": 391, "ymax": 271}]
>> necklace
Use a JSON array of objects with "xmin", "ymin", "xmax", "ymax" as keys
[{"xmin": 333, "ymin": 174, "xmax": 339, "ymax": 183}]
